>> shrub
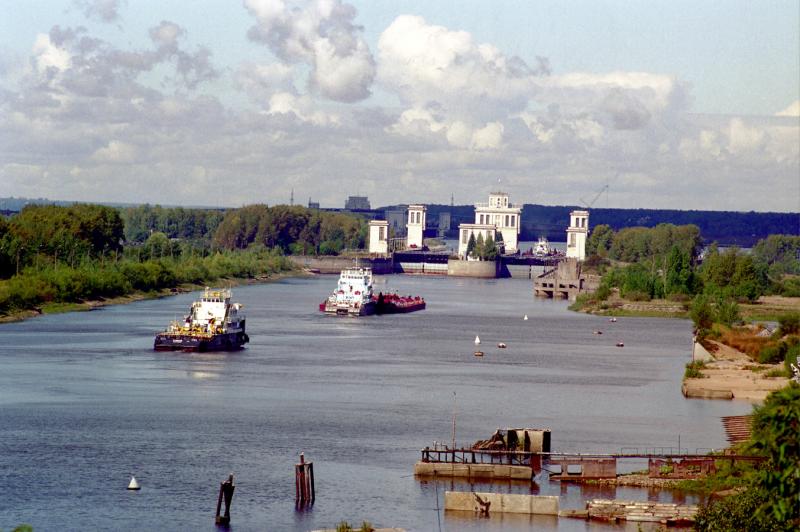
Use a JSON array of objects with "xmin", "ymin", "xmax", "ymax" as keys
[
  {"xmin": 594, "ymin": 284, "xmax": 611, "ymax": 301},
  {"xmin": 685, "ymin": 360, "xmax": 707, "ymax": 379},
  {"xmin": 625, "ymin": 290, "xmax": 651, "ymax": 302},
  {"xmin": 778, "ymin": 313, "xmax": 800, "ymax": 336}
]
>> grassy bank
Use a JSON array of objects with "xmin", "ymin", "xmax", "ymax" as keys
[{"xmin": 0, "ymin": 246, "xmax": 297, "ymax": 322}]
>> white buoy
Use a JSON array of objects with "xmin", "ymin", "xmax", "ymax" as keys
[
  {"xmin": 523, "ymin": 315, "xmax": 528, "ymax": 321},
  {"xmin": 127, "ymin": 476, "xmax": 141, "ymax": 490},
  {"xmin": 474, "ymin": 335, "xmax": 481, "ymax": 346}
]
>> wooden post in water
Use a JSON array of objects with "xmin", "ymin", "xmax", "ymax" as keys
[
  {"xmin": 214, "ymin": 474, "xmax": 235, "ymax": 526},
  {"xmin": 295, "ymin": 452, "xmax": 315, "ymax": 506}
]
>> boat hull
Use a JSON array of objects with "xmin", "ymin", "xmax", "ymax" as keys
[
  {"xmin": 375, "ymin": 300, "xmax": 426, "ymax": 314},
  {"xmin": 322, "ymin": 301, "xmax": 376, "ymax": 316},
  {"xmin": 154, "ymin": 331, "xmax": 249, "ymax": 352}
]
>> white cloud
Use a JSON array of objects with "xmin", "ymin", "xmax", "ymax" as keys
[
  {"xmin": 244, "ymin": 0, "xmax": 375, "ymax": 102},
  {"xmin": 91, "ymin": 140, "xmax": 137, "ymax": 163},
  {"xmin": 267, "ymin": 91, "xmax": 340, "ymax": 125},
  {"xmin": 776, "ymin": 100, "xmax": 800, "ymax": 117},
  {"xmin": 32, "ymin": 34, "xmax": 71, "ymax": 74},
  {"xmin": 74, "ymin": 0, "xmax": 125, "ymax": 23},
  {"xmin": 149, "ymin": 21, "xmax": 185, "ymax": 47}
]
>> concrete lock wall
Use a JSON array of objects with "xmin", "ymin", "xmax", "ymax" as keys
[
  {"xmin": 444, "ymin": 491, "xmax": 559, "ymax": 515},
  {"xmin": 413, "ymin": 462, "xmax": 531, "ymax": 480},
  {"xmin": 287, "ymin": 256, "xmax": 393, "ymax": 274},
  {"xmin": 446, "ymin": 259, "xmax": 499, "ymax": 278}
]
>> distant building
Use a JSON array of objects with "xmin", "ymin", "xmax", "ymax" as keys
[
  {"xmin": 368, "ymin": 220, "xmax": 389, "ymax": 254},
  {"xmin": 458, "ymin": 191, "xmax": 522, "ymax": 258},
  {"xmin": 345, "ymin": 196, "xmax": 371, "ymax": 210},
  {"xmin": 406, "ymin": 205, "xmax": 426, "ymax": 248},
  {"xmin": 566, "ymin": 210, "xmax": 589, "ymax": 261},
  {"xmin": 308, "ymin": 199, "xmax": 320, "ymax": 209},
  {"xmin": 385, "ymin": 209, "xmax": 406, "ymax": 236}
]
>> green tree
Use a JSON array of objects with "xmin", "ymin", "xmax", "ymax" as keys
[
  {"xmin": 483, "ymin": 234, "xmax": 498, "ymax": 260},
  {"xmin": 466, "ymin": 233, "xmax": 476, "ymax": 258},
  {"xmin": 665, "ymin": 245, "xmax": 693, "ymax": 295},
  {"xmin": 748, "ymin": 384, "xmax": 800, "ymax": 527},
  {"xmin": 690, "ymin": 294, "xmax": 714, "ymax": 331},
  {"xmin": 586, "ymin": 223, "xmax": 613, "ymax": 257}
]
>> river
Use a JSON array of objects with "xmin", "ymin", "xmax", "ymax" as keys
[{"xmin": 0, "ymin": 275, "xmax": 752, "ymax": 531}]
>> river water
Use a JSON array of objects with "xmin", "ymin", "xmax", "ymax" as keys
[{"xmin": 0, "ymin": 275, "xmax": 752, "ymax": 531}]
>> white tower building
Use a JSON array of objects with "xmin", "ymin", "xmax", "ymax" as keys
[
  {"xmin": 566, "ymin": 210, "xmax": 589, "ymax": 260},
  {"xmin": 406, "ymin": 204, "xmax": 426, "ymax": 249},
  {"xmin": 368, "ymin": 220, "xmax": 388, "ymax": 254}
]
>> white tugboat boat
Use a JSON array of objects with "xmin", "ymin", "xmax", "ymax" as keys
[
  {"xmin": 154, "ymin": 288, "xmax": 248, "ymax": 351},
  {"xmin": 320, "ymin": 268, "xmax": 376, "ymax": 316},
  {"xmin": 533, "ymin": 236, "xmax": 551, "ymax": 256}
]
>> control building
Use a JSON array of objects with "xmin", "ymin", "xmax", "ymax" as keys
[
  {"xmin": 566, "ymin": 210, "xmax": 589, "ymax": 261},
  {"xmin": 406, "ymin": 205, "xmax": 426, "ymax": 248},
  {"xmin": 458, "ymin": 192, "xmax": 522, "ymax": 258},
  {"xmin": 368, "ymin": 220, "xmax": 389, "ymax": 254}
]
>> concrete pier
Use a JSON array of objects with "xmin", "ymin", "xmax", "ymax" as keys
[
  {"xmin": 444, "ymin": 491, "xmax": 559, "ymax": 515},
  {"xmin": 414, "ymin": 462, "xmax": 532, "ymax": 480}
]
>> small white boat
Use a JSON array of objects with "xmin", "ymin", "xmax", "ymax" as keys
[
  {"xmin": 523, "ymin": 315, "xmax": 528, "ymax": 321},
  {"xmin": 474, "ymin": 351, "xmax": 484, "ymax": 357},
  {"xmin": 127, "ymin": 476, "xmax": 141, "ymax": 490},
  {"xmin": 616, "ymin": 341, "xmax": 624, "ymax": 347},
  {"xmin": 497, "ymin": 342, "xmax": 507, "ymax": 349},
  {"xmin": 533, "ymin": 236, "xmax": 551, "ymax": 256},
  {"xmin": 474, "ymin": 335, "xmax": 481, "ymax": 346},
  {"xmin": 593, "ymin": 330, "xmax": 603, "ymax": 335},
  {"xmin": 609, "ymin": 317, "xmax": 617, "ymax": 323}
]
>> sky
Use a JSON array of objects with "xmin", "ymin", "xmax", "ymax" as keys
[{"xmin": 0, "ymin": 0, "xmax": 798, "ymax": 212}]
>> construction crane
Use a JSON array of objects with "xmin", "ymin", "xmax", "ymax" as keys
[{"xmin": 580, "ymin": 183, "xmax": 609, "ymax": 209}]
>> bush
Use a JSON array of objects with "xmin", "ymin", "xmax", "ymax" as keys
[
  {"xmin": 778, "ymin": 313, "xmax": 800, "ymax": 336},
  {"xmin": 625, "ymin": 290, "xmax": 651, "ymax": 302},
  {"xmin": 685, "ymin": 360, "xmax": 707, "ymax": 379},
  {"xmin": 594, "ymin": 284, "xmax": 611, "ymax": 301},
  {"xmin": 695, "ymin": 488, "xmax": 779, "ymax": 532}
]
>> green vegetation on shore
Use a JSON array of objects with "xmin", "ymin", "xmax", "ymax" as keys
[
  {"xmin": 574, "ymin": 226, "xmax": 798, "ymax": 313},
  {"xmin": 0, "ymin": 202, "xmax": 371, "ymax": 319},
  {"xmin": 692, "ymin": 384, "xmax": 799, "ymax": 531}
]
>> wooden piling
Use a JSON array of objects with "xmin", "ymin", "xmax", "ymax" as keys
[
  {"xmin": 295, "ymin": 452, "xmax": 315, "ymax": 505},
  {"xmin": 215, "ymin": 474, "xmax": 235, "ymax": 526}
]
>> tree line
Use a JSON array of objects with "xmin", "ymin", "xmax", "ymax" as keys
[
  {"xmin": 584, "ymin": 224, "xmax": 798, "ymax": 303},
  {"xmin": 0, "ymin": 203, "xmax": 371, "ymax": 316}
]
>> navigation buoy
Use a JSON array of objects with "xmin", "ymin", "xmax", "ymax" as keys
[
  {"xmin": 127, "ymin": 476, "xmax": 141, "ymax": 490},
  {"xmin": 523, "ymin": 315, "xmax": 528, "ymax": 321},
  {"xmin": 474, "ymin": 335, "xmax": 481, "ymax": 346}
]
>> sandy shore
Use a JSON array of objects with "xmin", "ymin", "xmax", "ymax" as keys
[{"xmin": 682, "ymin": 340, "xmax": 789, "ymax": 403}]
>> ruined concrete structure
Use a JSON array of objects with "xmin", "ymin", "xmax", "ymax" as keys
[{"xmin": 533, "ymin": 258, "xmax": 600, "ymax": 300}]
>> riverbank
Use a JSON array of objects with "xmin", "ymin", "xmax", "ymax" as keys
[
  {"xmin": 0, "ymin": 270, "xmax": 305, "ymax": 324},
  {"xmin": 682, "ymin": 340, "xmax": 790, "ymax": 402},
  {"xmin": 570, "ymin": 293, "xmax": 689, "ymax": 318}
]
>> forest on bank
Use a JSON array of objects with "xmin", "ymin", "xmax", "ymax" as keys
[{"xmin": 0, "ymin": 203, "xmax": 367, "ymax": 315}]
